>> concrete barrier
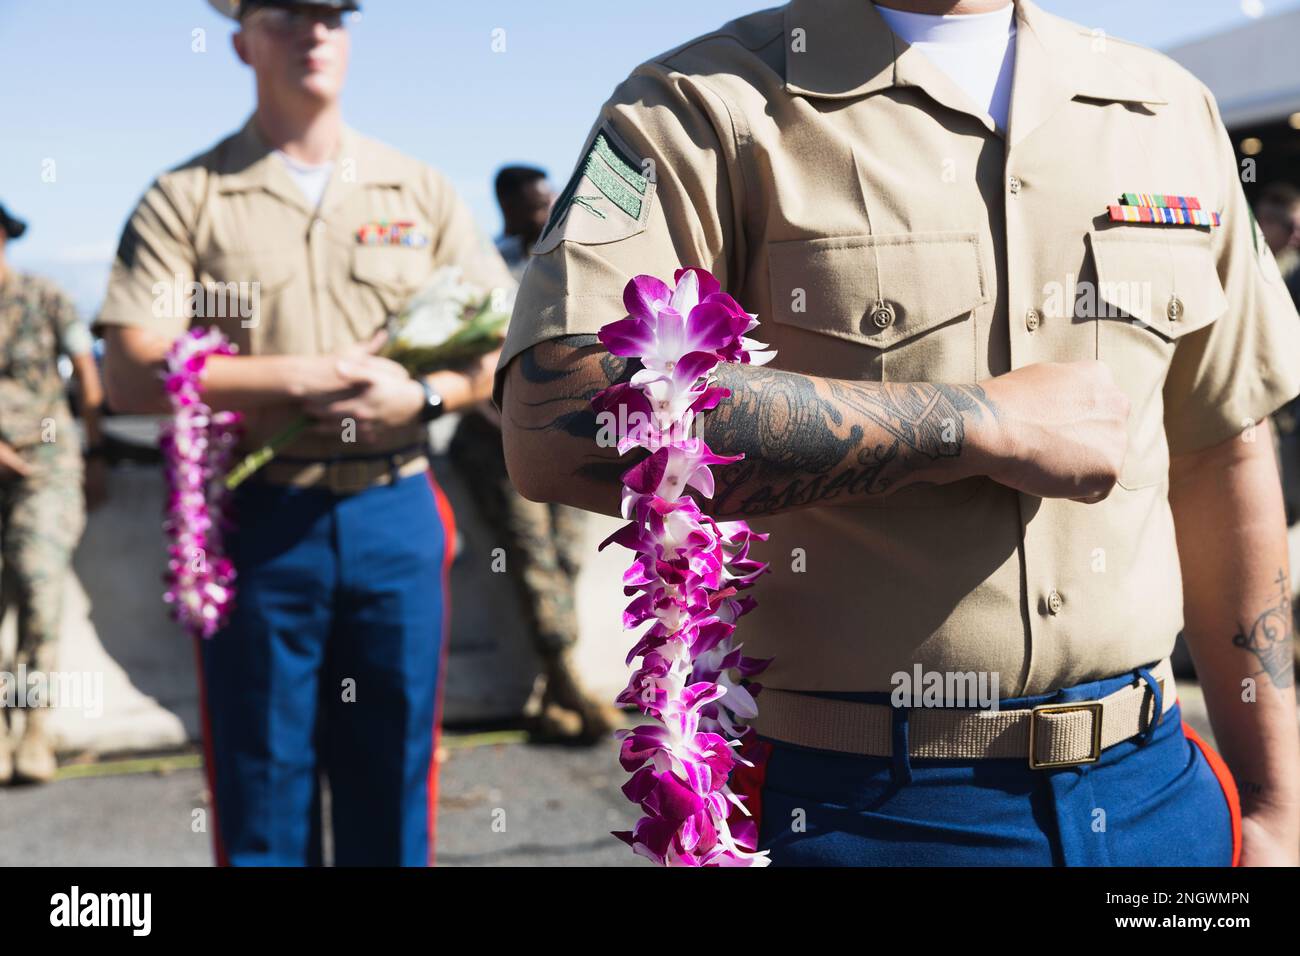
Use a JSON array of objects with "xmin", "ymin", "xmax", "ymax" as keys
[{"xmin": 0, "ymin": 417, "xmax": 633, "ymax": 756}]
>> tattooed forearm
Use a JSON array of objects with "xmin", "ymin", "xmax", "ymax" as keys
[
  {"xmin": 704, "ymin": 364, "xmax": 998, "ymax": 517},
  {"xmin": 1231, "ymin": 569, "xmax": 1295, "ymax": 689},
  {"xmin": 503, "ymin": 335, "xmax": 998, "ymax": 519},
  {"xmin": 512, "ymin": 334, "xmax": 632, "ymax": 440},
  {"xmin": 506, "ymin": 335, "xmax": 649, "ymax": 492}
]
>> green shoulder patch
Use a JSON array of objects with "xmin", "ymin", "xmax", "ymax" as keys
[{"xmin": 533, "ymin": 127, "xmax": 655, "ymax": 254}]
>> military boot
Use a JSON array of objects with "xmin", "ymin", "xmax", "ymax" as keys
[
  {"xmin": 540, "ymin": 648, "xmax": 623, "ymax": 744},
  {"xmin": 14, "ymin": 706, "xmax": 57, "ymax": 784}
]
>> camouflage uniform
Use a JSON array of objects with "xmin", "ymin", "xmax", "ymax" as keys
[
  {"xmin": 449, "ymin": 235, "xmax": 589, "ymax": 657},
  {"xmin": 0, "ymin": 272, "xmax": 89, "ymax": 681},
  {"xmin": 449, "ymin": 233, "xmax": 613, "ymax": 740},
  {"xmin": 449, "ymin": 407, "xmax": 586, "ymax": 655}
]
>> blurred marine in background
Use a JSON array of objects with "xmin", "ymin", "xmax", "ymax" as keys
[
  {"xmin": 0, "ymin": 203, "xmax": 106, "ymax": 786},
  {"xmin": 96, "ymin": 0, "xmax": 513, "ymax": 865},
  {"xmin": 1254, "ymin": 183, "xmax": 1300, "ymax": 292},
  {"xmin": 448, "ymin": 167, "xmax": 614, "ymax": 742}
]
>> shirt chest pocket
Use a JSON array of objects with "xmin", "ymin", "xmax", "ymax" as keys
[
  {"xmin": 1088, "ymin": 230, "xmax": 1228, "ymax": 488},
  {"xmin": 766, "ymin": 231, "xmax": 990, "ymax": 384},
  {"xmin": 349, "ymin": 244, "xmax": 432, "ymax": 318},
  {"xmin": 197, "ymin": 252, "xmax": 296, "ymax": 354}
]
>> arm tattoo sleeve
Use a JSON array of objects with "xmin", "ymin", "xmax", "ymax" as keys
[
  {"xmin": 704, "ymin": 364, "xmax": 998, "ymax": 518},
  {"xmin": 508, "ymin": 334, "xmax": 645, "ymax": 485},
  {"xmin": 1231, "ymin": 569, "xmax": 1295, "ymax": 689},
  {"xmin": 508, "ymin": 335, "xmax": 998, "ymax": 519}
]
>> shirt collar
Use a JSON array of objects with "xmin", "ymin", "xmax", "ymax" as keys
[
  {"xmin": 218, "ymin": 117, "xmax": 407, "ymax": 214},
  {"xmin": 783, "ymin": 0, "xmax": 1167, "ymax": 110}
]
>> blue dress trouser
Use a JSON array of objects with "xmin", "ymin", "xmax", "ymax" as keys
[
  {"xmin": 744, "ymin": 665, "xmax": 1241, "ymax": 866},
  {"xmin": 196, "ymin": 471, "xmax": 451, "ymax": 866}
]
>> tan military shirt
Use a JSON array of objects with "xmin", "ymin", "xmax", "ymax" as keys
[
  {"xmin": 496, "ymin": 0, "xmax": 1300, "ymax": 695},
  {"xmin": 99, "ymin": 118, "xmax": 513, "ymax": 459}
]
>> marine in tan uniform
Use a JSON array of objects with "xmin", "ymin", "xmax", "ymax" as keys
[
  {"xmin": 0, "ymin": 203, "xmax": 107, "ymax": 785},
  {"xmin": 98, "ymin": 0, "xmax": 514, "ymax": 865},
  {"xmin": 497, "ymin": 0, "xmax": 1300, "ymax": 865}
]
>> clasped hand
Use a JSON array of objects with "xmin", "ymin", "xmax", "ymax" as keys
[{"xmin": 298, "ymin": 332, "xmax": 425, "ymax": 445}]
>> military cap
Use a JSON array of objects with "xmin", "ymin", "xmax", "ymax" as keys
[
  {"xmin": 0, "ymin": 203, "xmax": 27, "ymax": 240},
  {"xmin": 207, "ymin": 0, "xmax": 359, "ymax": 21}
]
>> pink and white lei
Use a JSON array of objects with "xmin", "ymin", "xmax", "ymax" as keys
[
  {"xmin": 159, "ymin": 327, "xmax": 243, "ymax": 639},
  {"xmin": 592, "ymin": 267, "xmax": 777, "ymax": 867}
]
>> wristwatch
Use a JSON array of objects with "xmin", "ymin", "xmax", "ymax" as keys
[{"xmin": 416, "ymin": 377, "xmax": 445, "ymax": 423}]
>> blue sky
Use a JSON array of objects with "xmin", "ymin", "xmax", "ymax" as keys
[{"xmin": 2, "ymin": 0, "xmax": 1296, "ymax": 313}]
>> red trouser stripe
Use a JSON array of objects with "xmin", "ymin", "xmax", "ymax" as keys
[
  {"xmin": 1182, "ymin": 720, "xmax": 1242, "ymax": 867},
  {"xmin": 192, "ymin": 638, "xmax": 229, "ymax": 867},
  {"xmin": 726, "ymin": 736, "xmax": 775, "ymax": 850},
  {"xmin": 426, "ymin": 470, "xmax": 457, "ymax": 866}
]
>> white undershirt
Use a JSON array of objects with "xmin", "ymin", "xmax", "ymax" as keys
[
  {"xmin": 874, "ymin": 3, "xmax": 1017, "ymax": 131},
  {"xmin": 275, "ymin": 150, "xmax": 335, "ymax": 209}
]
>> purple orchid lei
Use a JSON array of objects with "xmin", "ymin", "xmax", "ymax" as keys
[
  {"xmin": 592, "ymin": 267, "xmax": 777, "ymax": 867},
  {"xmin": 159, "ymin": 327, "xmax": 244, "ymax": 640}
]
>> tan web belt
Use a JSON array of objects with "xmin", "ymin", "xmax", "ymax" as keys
[
  {"xmin": 751, "ymin": 658, "xmax": 1176, "ymax": 769},
  {"xmin": 258, "ymin": 445, "xmax": 429, "ymax": 494}
]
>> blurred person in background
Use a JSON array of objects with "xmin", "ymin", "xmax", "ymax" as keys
[
  {"xmin": 97, "ymin": 0, "xmax": 512, "ymax": 865},
  {"xmin": 1254, "ymin": 183, "xmax": 1300, "ymax": 290},
  {"xmin": 0, "ymin": 202, "xmax": 106, "ymax": 786},
  {"xmin": 492, "ymin": 166, "xmax": 555, "ymax": 281},
  {"xmin": 448, "ymin": 166, "xmax": 615, "ymax": 742}
]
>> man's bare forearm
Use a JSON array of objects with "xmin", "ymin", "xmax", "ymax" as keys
[
  {"xmin": 1169, "ymin": 425, "xmax": 1300, "ymax": 844},
  {"xmin": 501, "ymin": 334, "xmax": 1000, "ymax": 518},
  {"xmin": 704, "ymin": 362, "xmax": 997, "ymax": 517},
  {"xmin": 103, "ymin": 326, "xmax": 350, "ymax": 414},
  {"xmin": 70, "ymin": 352, "xmax": 105, "ymax": 447}
]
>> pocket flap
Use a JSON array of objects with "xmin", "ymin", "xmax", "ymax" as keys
[
  {"xmin": 202, "ymin": 251, "xmax": 295, "ymax": 293},
  {"xmin": 767, "ymin": 231, "xmax": 989, "ymax": 348},
  {"xmin": 351, "ymin": 244, "xmax": 430, "ymax": 292},
  {"xmin": 1087, "ymin": 230, "xmax": 1228, "ymax": 339}
]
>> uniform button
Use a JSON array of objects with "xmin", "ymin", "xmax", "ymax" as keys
[
  {"xmin": 1008, "ymin": 175, "xmax": 1022, "ymax": 194},
  {"xmin": 1166, "ymin": 295, "xmax": 1183, "ymax": 321},
  {"xmin": 870, "ymin": 301, "xmax": 896, "ymax": 329},
  {"xmin": 1025, "ymin": 308, "xmax": 1041, "ymax": 332},
  {"xmin": 1047, "ymin": 589, "xmax": 1063, "ymax": 615}
]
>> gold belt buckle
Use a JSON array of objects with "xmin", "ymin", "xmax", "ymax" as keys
[
  {"xmin": 328, "ymin": 458, "xmax": 375, "ymax": 495},
  {"xmin": 1027, "ymin": 701, "xmax": 1104, "ymax": 769}
]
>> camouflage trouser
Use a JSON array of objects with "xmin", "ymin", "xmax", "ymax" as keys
[
  {"xmin": 449, "ymin": 409, "xmax": 585, "ymax": 655},
  {"xmin": 0, "ymin": 440, "xmax": 85, "ymax": 677}
]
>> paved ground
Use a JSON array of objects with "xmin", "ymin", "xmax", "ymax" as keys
[{"xmin": 0, "ymin": 731, "xmax": 641, "ymax": 867}]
